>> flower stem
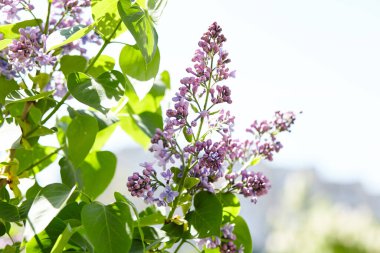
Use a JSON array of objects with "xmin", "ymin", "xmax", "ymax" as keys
[
  {"xmin": 167, "ymin": 55, "xmax": 215, "ymax": 220},
  {"xmin": 173, "ymin": 239, "xmax": 186, "ymax": 253},
  {"xmin": 43, "ymin": 2, "xmax": 52, "ymax": 35}
]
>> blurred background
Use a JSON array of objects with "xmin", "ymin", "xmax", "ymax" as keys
[{"xmin": 2, "ymin": 0, "xmax": 380, "ymax": 252}]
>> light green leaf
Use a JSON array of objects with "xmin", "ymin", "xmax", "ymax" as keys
[
  {"xmin": 28, "ymin": 73, "xmax": 51, "ymax": 90},
  {"xmin": 138, "ymin": 205, "xmax": 165, "ymax": 227},
  {"xmin": 217, "ymin": 192, "xmax": 240, "ymax": 223},
  {"xmin": 16, "ymin": 145, "xmax": 58, "ymax": 175},
  {"xmin": 92, "ymin": 0, "xmax": 126, "ymax": 39},
  {"xmin": 233, "ymin": 216, "xmax": 252, "ymax": 253},
  {"xmin": 91, "ymin": 123, "xmax": 118, "ymax": 152},
  {"xmin": 47, "ymin": 24, "xmax": 95, "ymax": 52},
  {"xmin": 119, "ymin": 44, "xmax": 160, "ymax": 81},
  {"xmin": 119, "ymin": 113, "xmax": 151, "ymax": 148},
  {"xmin": 24, "ymin": 183, "xmax": 76, "ymax": 240},
  {"xmin": 4, "ymin": 89, "xmax": 54, "ymax": 106},
  {"xmin": 82, "ymin": 201, "xmax": 134, "ymax": 253},
  {"xmin": 0, "ymin": 39, "xmax": 12, "ymax": 50},
  {"xmin": 77, "ymin": 151, "xmax": 117, "ymax": 199},
  {"xmin": 88, "ymin": 55, "xmax": 115, "ymax": 78},
  {"xmin": 183, "ymin": 177, "xmax": 200, "ymax": 189},
  {"xmin": 0, "ymin": 19, "xmax": 42, "ymax": 39},
  {"xmin": 118, "ymin": 1, "xmax": 158, "ymax": 63},
  {"xmin": 60, "ymin": 55, "xmax": 87, "ymax": 78},
  {"xmin": 51, "ymin": 224, "xmax": 76, "ymax": 253},
  {"xmin": 66, "ymin": 114, "xmax": 98, "ymax": 167},
  {"xmin": 187, "ymin": 191, "xmax": 222, "ymax": 238}
]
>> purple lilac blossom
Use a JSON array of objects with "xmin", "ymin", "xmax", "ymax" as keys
[{"xmin": 7, "ymin": 27, "xmax": 56, "ymax": 73}]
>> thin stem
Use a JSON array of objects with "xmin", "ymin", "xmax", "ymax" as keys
[
  {"xmin": 173, "ymin": 239, "xmax": 185, "ymax": 253},
  {"xmin": 50, "ymin": 13, "xmax": 67, "ymax": 33},
  {"xmin": 21, "ymin": 1, "xmax": 43, "ymax": 32},
  {"xmin": 6, "ymin": 232, "xmax": 15, "ymax": 244},
  {"xmin": 43, "ymin": 2, "xmax": 52, "ymax": 35},
  {"xmin": 185, "ymin": 240, "xmax": 201, "ymax": 253}
]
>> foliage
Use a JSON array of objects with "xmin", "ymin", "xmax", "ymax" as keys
[{"xmin": 0, "ymin": 0, "xmax": 297, "ymax": 252}]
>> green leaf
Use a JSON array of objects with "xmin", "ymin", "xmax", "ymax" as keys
[
  {"xmin": 70, "ymin": 108, "xmax": 118, "ymax": 131},
  {"xmin": 184, "ymin": 177, "xmax": 200, "ymax": 189},
  {"xmin": 60, "ymin": 55, "xmax": 87, "ymax": 78},
  {"xmin": 4, "ymin": 90, "xmax": 54, "ymax": 106},
  {"xmin": 119, "ymin": 113, "xmax": 150, "ymax": 148},
  {"xmin": 87, "ymin": 55, "xmax": 115, "ymax": 78},
  {"xmin": 0, "ymin": 39, "xmax": 12, "ymax": 50},
  {"xmin": 233, "ymin": 216, "xmax": 252, "ymax": 253},
  {"xmin": 92, "ymin": 0, "xmax": 126, "ymax": 39},
  {"xmin": 26, "ymin": 181, "xmax": 42, "ymax": 200},
  {"xmin": 118, "ymin": 1, "xmax": 158, "ymax": 63},
  {"xmin": 67, "ymin": 71, "xmax": 126, "ymax": 113},
  {"xmin": 0, "ymin": 76, "xmax": 19, "ymax": 105},
  {"xmin": 0, "ymin": 19, "xmax": 42, "ymax": 39},
  {"xmin": 186, "ymin": 191, "xmax": 222, "ymax": 238},
  {"xmin": 15, "ymin": 145, "xmax": 58, "ymax": 175},
  {"xmin": 249, "ymin": 156, "xmax": 261, "ymax": 166},
  {"xmin": 46, "ymin": 24, "xmax": 95, "ymax": 52},
  {"xmin": 51, "ymin": 224, "xmax": 77, "ymax": 253},
  {"xmin": 81, "ymin": 201, "xmax": 134, "ymax": 253},
  {"xmin": 217, "ymin": 192, "xmax": 240, "ymax": 223},
  {"xmin": 66, "ymin": 114, "xmax": 98, "ymax": 167},
  {"xmin": 25, "ymin": 217, "xmax": 67, "ymax": 253},
  {"xmin": 119, "ymin": 44, "xmax": 160, "ymax": 81},
  {"xmin": 91, "ymin": 123, "xmax": 118, "ymax": 152},
  {"xmin": 28, "ymin": 73, "xmax": 51, "ymax": 90},
  {"xmin": 0, "ymin": 202, "xmax": 20, "ymax": 222},
  {"xmin": 0, "ymin": 221, "xmax": 6, "ymax": 236},
  {"xmin": 24, "ymin": 183, "xmax": 76, "ymax": 240},
  {"xmin": 77, "ymin": 151, "xmax": 117, "ymax": 199},
  {"xmin": 138, "ymin": 206, "xmax": 165, "ymax": 227}
]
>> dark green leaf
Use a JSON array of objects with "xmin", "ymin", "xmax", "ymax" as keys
[
  {"xmin": 0, "ymin": 19, "xmax": 42, "ymax": 39},
  {"xmin": 67, "ymin": 71, "xmax": 126, "ymax": 112},
  {"xmin": 0, "ymin": 77, "xmax": 18, "ymax": 105},
  {"xmin": 59, "ymin": 157, "xmax": 77, "ymax": 188},
  {"xmin": 217, "ymin": 192, "xmax": 240, "ymax": 223},
  {"xmin": 60, "ymin": 55, "xmax": 87, "ymax": 78},
  {"xmin": 0, "ymin": 221, "xmax": 6, "ymax": 236},
  {"xmin": 87, "ymin": 55, "xmax": 115, "ymax": 78},
  {"xmin": 69, "ymin": 108, "xmax": 118, "ymax": 131},
  {"xmin": 187, "ymin": 191, "xmax": 222, "ymax": 238},
  {"xmin": 25, "ymin": 217, "xmax": 67, "ymax": 253},
  {"xmin": 119, "ymin": 44, "xmax": 160, "ymax": 81},
  {"xmin": 118, "ymin": 1, "xmax": 158, "ymax": 63},
  {"xmin": 81, "ymin": 201, "xmax": 134, "ymax": 253},
  {"xmin": 24, "ymin": 183, "xmax": 76, "ymax": 240},
  {"xmin": 233, "ymin": 216, "xmax": 252, "ymax": 253},
  {"xmin": 26, "ymin": 181, "xmax": 42, "ymax": 200},
  {"xmin": 0, "ymin": 201, "xmax": 20, "ymax": 222},
  {"xmin": 66, "ymin": 114, "xmax": 98, "ymax": 167}
]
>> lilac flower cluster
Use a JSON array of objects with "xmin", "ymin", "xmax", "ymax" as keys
[
  {"xmin": 226, "ymin": 170, "xmax": 271, "ymax": 203},
  {"xmin": 198, "ymin": 223, "xmax": 244, "ymax": 253},
  {"xmin": 127, "ymin": 22, "xmax": 297, "ymax": 212},
  {"xmin": 7, "ymin": 27, "xmax": 56, "ymax": 73}
]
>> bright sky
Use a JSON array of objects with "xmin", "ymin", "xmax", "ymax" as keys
[{"xmin": 2, "ymin": 0, "xmax": 380, "ymax": 194}]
